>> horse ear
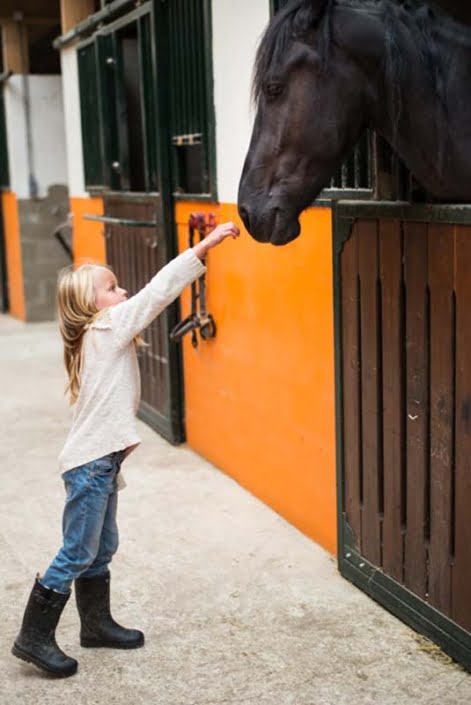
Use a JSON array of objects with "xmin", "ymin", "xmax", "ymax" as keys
[
  {"xmin": 333, "ymin": 6, "xmax": 385, "ymax": 64},
  {"xmin": 302, "ymin": 0, "xmax": 334, "ymax": 19},
  {"xmin": 294, "ymin": 0, "xmax": 333, "ymax": 33}
]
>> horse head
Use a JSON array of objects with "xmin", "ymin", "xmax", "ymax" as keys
[
  {"xmin": 238, "ymin": 0, "xmax": 381, "ymax": 245},
  {"xmin": 238, "ymin": 0, "xmax": 471, "ymax": 245}
]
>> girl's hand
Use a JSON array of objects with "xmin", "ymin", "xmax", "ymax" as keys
[{"xmin": 193, "ymin": 222, "xmax": 240, "ymax": 260}]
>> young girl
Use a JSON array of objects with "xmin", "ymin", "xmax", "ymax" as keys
[{"xmin": 12, "ymin": 221, "xmax": 240, "ymax": 678}]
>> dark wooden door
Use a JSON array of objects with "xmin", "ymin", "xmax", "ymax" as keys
[
  {"xmin": 90, "ymin": 6, "xmax": 184, "ymax": 443},
  {"xmin": 103, "ymin": 194, "xmax": 184, "ymax": 443},
  {"xmin": 334, "ymin": 201, "xmax": 471, "ymax": 671}
]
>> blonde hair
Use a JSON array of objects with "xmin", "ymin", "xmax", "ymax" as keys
[
  {"xmin": 57, "ymin": 263, "xmax": 145, "ymax": 405},
  {"xmin": 57, "ymin": 264, "xmax": 101, "ymax": 405}
]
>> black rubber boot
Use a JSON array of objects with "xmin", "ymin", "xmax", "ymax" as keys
[
  {"xmin": 75, "ymin": 572, "xmax": 144, "ymax": 649},
  {"xmin": 11, "ymin": 578, "xmax": 78, "ymax": 678}
]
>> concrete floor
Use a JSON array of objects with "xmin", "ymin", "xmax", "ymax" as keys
[{"xmin": 1, "ymin": 314, "xmax": 470, "ymax": 705}]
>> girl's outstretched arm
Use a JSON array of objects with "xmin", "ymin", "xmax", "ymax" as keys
[{"xmin": 108, "ymin": 222, "xmax": 239, "ymax": 348}]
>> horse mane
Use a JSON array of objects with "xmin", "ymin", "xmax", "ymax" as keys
[{"xmin": 253, "ymin": 0, "xmax": 453, "ymax": 110}]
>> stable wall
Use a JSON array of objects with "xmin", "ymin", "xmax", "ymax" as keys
[
  {"xmin": 2, "ymin": 191, "xmax": 24, "ymax": 320},
  {"xmin": 70, "ymin": 196, "xmax": 106, "ymax": 265},
  {"xmin": 176, "ymin": 201, "xmax": 337, "ymax": 554},
  {"xmin": 212, "ymin": 0, "xmax": 269, "ymax": 203},
  {"xmin": 2, "ymin": 75, "xmax": 70, "ymax": 320},
  {"xmin": 202, "ymin": 2, "xmax": 337, "ymax": 552},
  {"xmin": 4, "ymin": 76, "xmax": 67, "ymax": 199}
]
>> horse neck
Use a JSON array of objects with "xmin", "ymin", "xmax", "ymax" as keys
[{"xmin": 370, "ymin": 7, "xmax": 471, "ymax": 194}]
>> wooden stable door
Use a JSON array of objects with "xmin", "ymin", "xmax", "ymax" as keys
[
  {"xmin": 102, "ymin": 195, "xmax": 184, "ymax": 444},
  {"xmin": 334, "ymin": 202, "xmax": 471, "ymax": 671},
  {"xmin": 79, "ymin": 6, "xmax": 185, "ymax": 443}
]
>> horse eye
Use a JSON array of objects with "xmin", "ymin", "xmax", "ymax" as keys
[{"xmin": 265, "ymin": 82, "xmax": 283, "ymax": 99}]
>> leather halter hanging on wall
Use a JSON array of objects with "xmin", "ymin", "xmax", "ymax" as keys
[{"xmin": 170, "ymin": 213, "xmax": 217, "ymax": 348}]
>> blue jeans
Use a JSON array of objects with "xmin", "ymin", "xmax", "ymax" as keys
[{"xmin": 41, "ymin": 451, "xmax": 125, "ymax": 594}]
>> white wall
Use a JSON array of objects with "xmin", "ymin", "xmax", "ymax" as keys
[
  {"xmin": 211, "ymin": 0, "xmax": 270, "ymax": 204},
  {"xmin": 4, "ymin": 75, "xmax": 68, "ymax": 199},
  {"xmin": 60, "ymin": 46, "xmax": 86, "ymax": 198}
]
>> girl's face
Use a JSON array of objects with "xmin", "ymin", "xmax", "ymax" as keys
[{"xmin": 93, "ymin": 267, "xmax": 128, "ymax": 310}]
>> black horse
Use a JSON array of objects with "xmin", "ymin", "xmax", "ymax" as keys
[{"xmin": 238, "ymin": 0, "xmax": 471, "ymax": 245}]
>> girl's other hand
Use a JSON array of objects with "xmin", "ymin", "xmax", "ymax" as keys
[{"xmin": 193, "ymin": 221, "xmax": 240, "ymax": 260}]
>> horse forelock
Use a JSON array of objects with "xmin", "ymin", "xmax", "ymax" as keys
[{"xmin": 252, "ymin": 0, "xmax": 334, "ymax": 105}]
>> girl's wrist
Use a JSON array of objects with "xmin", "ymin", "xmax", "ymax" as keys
[{"xmin": 193, "ymin": 240, "xmax": 210, "ymax": 261}]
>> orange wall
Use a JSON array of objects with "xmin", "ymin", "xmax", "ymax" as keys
[
  {"xmin": 2, "ymin": 192, "xmax": 25, "ymax": 320},
  {"xmin": 70, "ymin": 196, "xmax": 106, "ymax": 265},
  {"xmin": 176, "ymin": 202, "xmax": 337, "ymax": 554}
]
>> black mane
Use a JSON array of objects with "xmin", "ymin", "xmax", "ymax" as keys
[{"xmin": 253, "ymin": 0, "xmax": 454, "ymax": 109}]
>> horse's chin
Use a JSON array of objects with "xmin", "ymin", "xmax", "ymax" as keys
[{"xmin": 269, "ymin": 218, "xmax": 301, "ymax": 246}]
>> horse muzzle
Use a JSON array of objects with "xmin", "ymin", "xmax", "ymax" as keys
[{"xmin": 237, "ymin": 200, "xmax": 301, "ymax": 246}]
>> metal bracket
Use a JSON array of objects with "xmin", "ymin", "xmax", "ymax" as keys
[{"xmin": 83, "ymin": 213, "xmax": 157, "ymax": 228}]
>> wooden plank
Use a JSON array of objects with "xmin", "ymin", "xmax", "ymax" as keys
[
  {"xmin": 358, "ymin": 219, "xmax": 382, "ymax": 566},
  {"xmin": 60, "ymin": 0, "xmax": 95, "ymax": 34},
  {"xmin": 2, "ymin": 21, "xmax": 28, "ymax": 74},
  {"xmin": 379, "ymin": 219, "xmax": 404, "ymax": 583},
  {"xmin": 341, "ymin": 223, "xmax": 362, "ymax": 549},
  {"xmin": 428, "ymin": 223, "xmax": 454, "ymax": 616},
  {"xmin": 452, "ymin": 225, "xmax": 471, "ymax": 631},
  {"xmin": 403, "ymin": 222, "xmax": 429, "ymax": 599}
]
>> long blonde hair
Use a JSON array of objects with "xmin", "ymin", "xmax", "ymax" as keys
[{"xmin": 57, "ymin": 264, "xmax": 101, "ymax": 405}]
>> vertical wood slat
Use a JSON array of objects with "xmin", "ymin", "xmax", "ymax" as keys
[
  {"xmin": 341, "ymin": 224, "xmax": 362, "ymax": 549},
  {"xmin": 379, "ymin": 219, "xmax": 404, "ymax": 583},
  {"xmin": 143, "ymin": 202, "xmax": 159, "ymax": 412},
  {"xmin": 428, "ymin": 224, "xmax": 454, "ymax": 616},
  {"xmin": 452, "ymin": 225, "xmax": 471, "ymax": 631},
  {"xmin": 149, "ymin": 206, "xmax": 161, "ymax": 413},
  {"xmin": 358, "ymin": 219, "xmax": 382, "ymax": 566},
  {"xmin": 403, "ymin": 222, "xmax": 429, "ymax": 599}
]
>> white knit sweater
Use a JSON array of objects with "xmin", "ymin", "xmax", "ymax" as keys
[{"xmin": 58, "ymin": 248, "xmax": 206, "ymax": 486}]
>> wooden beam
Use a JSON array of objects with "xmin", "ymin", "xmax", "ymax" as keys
[
  {"xmin": 2, "ymin": 21, "xmax": 29, "ymax": 74},
  {"xmin": 0, "ymin": 17, "xmax": 60, "ymax": 25},
  {"xmin": 60, "ymin": 0, "xmax": 95, "ymax": 34}
]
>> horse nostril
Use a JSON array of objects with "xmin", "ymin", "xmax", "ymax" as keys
[{"xmin": 238, "ymin": 205, "xmax": 251, "ymax": 231}]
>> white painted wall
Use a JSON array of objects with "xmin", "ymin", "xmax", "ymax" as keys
[
  {"xmin": 211, "ymin": 0, "xmax": 270, "ymax": 204},
  {"xmin": 4, "ymin": 75, "xmax": 68, "ymax": 199},
  {"xmin": 60, "ymin": 46, "xmax": 86, "ymax": 198}
]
